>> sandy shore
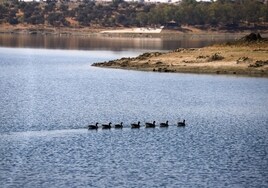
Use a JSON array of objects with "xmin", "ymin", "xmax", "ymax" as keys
[{"xmin": 92, "ymin": 39, "xmax": 268, "ymax": 77}]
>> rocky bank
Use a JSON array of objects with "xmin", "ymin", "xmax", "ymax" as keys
[{"xmin": 92, "ymin": 33, "xmax": 268, "ymax": 76}]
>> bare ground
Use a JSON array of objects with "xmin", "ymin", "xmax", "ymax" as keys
[{"xmin": 92, "ymin": 40, "xmax": 268, "ymax": 77}]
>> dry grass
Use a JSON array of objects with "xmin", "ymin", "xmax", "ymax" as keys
[{"xmin": 93, "ymin": 42, "xmax": 268, "ymax": 76}]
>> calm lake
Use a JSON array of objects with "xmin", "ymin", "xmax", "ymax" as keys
[
  {"xmin": 0, "ymin": 35, "xmax": 268, "ymax": 187},
  {"xmin": 0, "ymin": 33, "xmax": 243, "ymax": 50}
]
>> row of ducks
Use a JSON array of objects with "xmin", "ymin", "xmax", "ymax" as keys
[{"xmin": 88, "ymin": 120, "xmax": 186, "ymax": 130}]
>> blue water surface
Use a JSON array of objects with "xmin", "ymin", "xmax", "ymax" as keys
[{"xmin": 0, "ymin": 47, "xmax": 268, "ymax": 187}]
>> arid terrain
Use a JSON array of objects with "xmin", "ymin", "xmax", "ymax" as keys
[{"xmin": 92, "ymin": 33, "xmax": 268, "ymax": 76}]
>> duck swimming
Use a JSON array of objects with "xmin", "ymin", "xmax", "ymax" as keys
[
  {"xmin": 131, "ymin": 121, "xmax": 140, "ymax": 129},
  {"xmin": 145, "ymin": 121, "xmax": 156, "ymax": 128},
  {"xmin": 88, "ymin": 122, "xmax": 99, "ymax": 130},
  {"xmin": 177, "ymin": 120, "xmax": 186, "ymax": 126},
  {"xmin": 102, "ymin": 122, "xmax": 112, "ymax": 129},
  {"xmin": 160, "ymin": 121, "xmax": 169, "ymax": 127},
  {"xmin": 114, "ymin": 122, "xmax": 123, "ymax": 129}
]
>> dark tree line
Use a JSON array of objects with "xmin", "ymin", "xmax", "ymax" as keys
[{"xmin": 0, "ymin": 0, "xmax": 267, "ymax": 29}]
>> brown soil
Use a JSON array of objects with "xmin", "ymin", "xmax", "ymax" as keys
[{"xmin": 92, "ymin": 36, "xmax": 268, "ymax": 77}]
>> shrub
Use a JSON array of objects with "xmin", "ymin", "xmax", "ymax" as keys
[{"xmin": 209, "ymin": 53, "xmax": 224, "ymax": 61}]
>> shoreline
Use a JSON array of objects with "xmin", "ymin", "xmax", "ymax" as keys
[
  {"xmin": 92, "ymin": 66, "xmax": 268, "ymax": 78},
  {"xmin": 92, "ymin": 61, "xmax": 268, "ymax": 77},
  {"xmin": 1, "ymin": 25, "xmax": 268, "ymax": 77},
  {"xmin": 92, "ymin": 37, "xmax": 268, "ymax": 77},
  {"xmin": 1, "ymin": 24, "xmax": 268, "ymax": 39}
]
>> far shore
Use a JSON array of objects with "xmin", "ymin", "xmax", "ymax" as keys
[
  {"xmin": 92, "ymin": 34, "xmax": 268, "ymax": 77},
  {"xmin": 1, "ymin": 25, "xmax": 268, "ymax": 77},
  {"xmin": 1, "ymin": 24, "xmax": 268, "ymax": 39}
]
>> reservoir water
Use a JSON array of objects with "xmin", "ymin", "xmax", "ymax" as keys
[
  {"xmin": 0, "ymin": 33, "xmax": 242, "ymax": 50},
  {"xmin": 0, "ymin": 36, "xmax": 268, "ymax": 187}
]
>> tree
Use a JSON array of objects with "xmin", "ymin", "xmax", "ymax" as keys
[
  {"xmin": 48, "ymin": 12, "xmax": 69, "ymax": 26},
  {"xmin": 0, "ymin": 4, "xmax": 8, "ymax": 21}
]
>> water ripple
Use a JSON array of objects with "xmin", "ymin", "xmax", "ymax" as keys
[{"xmin": 1, "ymin": 48, "xmax": 268, "ymax": 187}]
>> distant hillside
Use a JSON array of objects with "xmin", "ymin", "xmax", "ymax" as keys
[{"xmin": 0, "ymin": 0, "xmax": 268, "ymax": 31}]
